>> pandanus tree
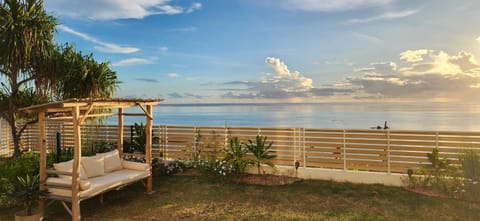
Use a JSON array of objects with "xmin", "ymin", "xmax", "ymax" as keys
[
  {"xmin": 0, "ymin": 0, "xmax": 119, "ymax": 158},
  {"xmin": 0, "ymin": 0, "xmax": 57, "ymax": 158}
]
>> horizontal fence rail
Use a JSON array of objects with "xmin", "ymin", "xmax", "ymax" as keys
[{"xmin": 2, "ymin": 119, "xmax": 480, "ymax": 174}]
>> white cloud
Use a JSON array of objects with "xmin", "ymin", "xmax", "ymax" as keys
[
  {"xmin": 45, "ymin": 0, "xmax": 202, "ymax": 20},
  {"xmin": 400, "ymin": 49, "xmax": 430, "ymax": 62},
  {"xmin": 279, "ymin": 0, "xmax": 393, "ymax": 12},
  {"xmin": 477, "ymin": 36, "xmax": 480, "ymax": 42},
  {"xmin": 186, "ymin": 3, "xmax": 202, "ymax": 13},
  {"xmin": 167, "ymin": 73, "xmax": 179, "ymax": 78},
  {"xmin": 58, "ymin": 25, "xmax": 139, "ymax": 54},
  {"xmin": 221, "ymin": 57, "xmax": 352, "ymax": 99},
  {"xmin": 346, "ymin": 9, "xmax": 418, "ymax": 24},
  {"xmin": 112, "ymin": 58, "xmax": 156, "ymax": 66},
  {"xmin": 264, "ymin": 57, "xmax": 313, "ymax": 92},
  {"xmin": 348, "ymin": 49, "xmax": 480, "ymax": 100}
]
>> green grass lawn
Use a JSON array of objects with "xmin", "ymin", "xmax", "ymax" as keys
[{"xmin": 1, "ymin": 175, "xmax": 479, "ymax": 221}]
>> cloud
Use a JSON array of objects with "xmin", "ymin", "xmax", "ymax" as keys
[
  {"xmin": 167, "ymin": 73, "xmax": 179, "ymax": 78},
  {"xmin": 186, "ymin": 3, "xmax": 202, "ymax": 13},
  {"xmin": 136, "ymin": 78, "xmax": 160, "ymax": 83},
  {"xmin": 184, "ymin": 92, "xmax": 203, "ymax": 99},
  {"xmin": 112, "ymin": 58, "xmax": 156, "ymax": 66},
  {"xmin": 400, "ymin": 49, "xmax": 430, "ymax": 62},
  {"xmin": 167, "ymin": 92, "xmax": 203, "ymax": 99},
  {"xmin": 221, "ymin": 57, "xmax": 352, "ymax": 99},
  {"xmin": 58, "ymin": 25, "xmax": 139, "ymax": 54},
  {"xmin": 346, "ymin": 50, "xmax": 480, "ymax": 100},
  {"xmin": 167, "ymin": 92, "xmax": 183, "ymax": 99},
  {"xmin": 45, "ymin": 0, "xmax": 202, "ymax": 20},
  {"xmin": 346, "ymin": 9, "xmax": 418, "ymax": 24},
  {"xmin": 278, "ymin": 0, "xmax": 393, "ymax": 12},
  {"xmin": 264, "ymin": 57, "xmax": 313, "ymax": 92}
]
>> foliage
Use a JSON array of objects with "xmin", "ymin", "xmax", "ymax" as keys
[
  {"xmin": 457, "ymin": 149, "xmax": 480, "ymax": 201},
  {"xmin": 192, "ymin": 157, "xmax": 233, "ymax": 180},
  {"xmin": 0, "ymin": 0, "xmax": 57, "ymax": 157},
  {"xmin": 10, "ymin": 174, "xmax": 45, "ymax": 216},
  {"xmin": 223, "ymin": 137, "xmax": 251, "ymax": 174},
  {"xmin": 126, "ymin": 123, "xmax": 160, "ymax": 154},
  {"xmin": 131, "ymin": 123, "xmax": 147, "ymax": 154},
  {"xmin": 460, "ymin": 149, "xmax": 480, "ymax": 181},
  {"xmin": 55, "ymin": 43, "xmax": 119, "ymax": 100},
  {"xmin": 0, "ymin": 177, "xmax": 15, "ymax": 208},
  {"xmin": 246, "ymin": 135, "xmax": 277, "ymax": 174},
  {"xmin": 0, "ymin": 151, "xmax": 45, "ymax": 208},
  {"xmin": 407, "ymin": 148, "xmax": 480, "ymax": 202},
  {"xmin": 0, "ymin": 1, "xmax": 119, "ymax": 158}
]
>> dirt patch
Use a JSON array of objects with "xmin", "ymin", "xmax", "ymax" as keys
[{"xmin": 229, "ymin": 173, "xmax": 302, "ymax": 186}]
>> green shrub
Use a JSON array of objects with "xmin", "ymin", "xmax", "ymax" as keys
[
  {"xmin": 0, "ymin": 152, "xmax": 40, "ymax": 208},
  {"xmin": 246, "ymin": 135, "xmax": 277, "ymax": 174},
  {"xmin": 223, "ymin": 137, "xmax": 250, "ymax": 174},
  {"xmin": 407, "ymin": 148, "xmax": 480, "ymax": 202}
]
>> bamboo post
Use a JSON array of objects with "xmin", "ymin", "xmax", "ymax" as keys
[
  {"xmin": 118, "ymin": 108, "xmax": 124, "ymax": 158},
  {"xmin": 146, "ymin": 105, "xmax": 153, "ymax": 193},
  {"xmin": 72, "ymin": 106, "xmax": 82, "ymax": 221},
  {"xmin": 38, "ymin": 112, "xmax": 46, "ymax": 212}
]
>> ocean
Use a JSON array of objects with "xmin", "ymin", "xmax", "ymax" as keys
[{"xmin": 111, "ymin": 102, "xmax": 480, "ymax": 132}]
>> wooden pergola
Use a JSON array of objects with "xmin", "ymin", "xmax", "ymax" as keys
[{"xmin": 20, "ymin": 98, "xmax": 163, "ymax": 221}]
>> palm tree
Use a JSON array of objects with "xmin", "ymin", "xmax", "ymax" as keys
[
  {"xmin": 0, "ymin": 0, "xmax": 57, "ymax": 157},
  {"xmin": 246, "ymin": 135, "xmax": 277, "ymax": 174}
]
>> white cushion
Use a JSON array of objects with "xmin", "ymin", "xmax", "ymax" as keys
[
  {"xmin": 47, "ymin": 169, "xmax": 149, "ymax": 199},
  {"xmin": 121, "ymin": 160, "xmax": 150, "ymax": 171},
  {"xmin": 53, "ymin": 160, "xmax": 88, "ymax": 180},
  {"xmin": 97, "ymin": 150, "xmax": 123, "ymax": 173},
  {"xmin": 46, "ymin": 177, "xmax": 91, "ymax": 190},
  {"xmin": 82, "ymin": 155, "xmax": 105, "ymax": 178}
]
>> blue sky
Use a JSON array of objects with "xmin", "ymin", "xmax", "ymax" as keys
[{"xmin": 44, "ymin": 0, "xmax": 480, "ymax": 103}]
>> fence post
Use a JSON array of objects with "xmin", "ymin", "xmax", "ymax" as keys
[
  {"xmin": 165, "ymin": 125, "xmax": 168, "ymax": 159},
  {"xmin": 293, "ymin": 128, "xmax": 297, "ymax": 166},
  {"xmin": 343, "ymin": 129, "xmax": 347, "ymax": 171},
  {"xmin": 387, "ymin": 130, "xmax": 391, "ymax": 174},
  {"xmin": 193, "ymin": 126, "xmax": 197, "ymax": 159},
  {"xmin": 303, "ymin": 128, "xmax": 306, "ymax": 169}
]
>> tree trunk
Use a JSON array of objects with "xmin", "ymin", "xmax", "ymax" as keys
[
  {"xmin": 9, "ymin": 77, "xmax": 22, "ymax": 158},
  {"xmin": 10, "ymin": 118, "xmax": 21, "ymax": 158}
]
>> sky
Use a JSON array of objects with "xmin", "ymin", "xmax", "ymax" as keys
[{"xmin": 44, "ymin": 0, "xmax": 480, "ymax": 104}]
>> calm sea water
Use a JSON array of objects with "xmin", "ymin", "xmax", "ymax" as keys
[{"xmin": 112, "ymin": 103, "xmax": 480, "ymax": 132}]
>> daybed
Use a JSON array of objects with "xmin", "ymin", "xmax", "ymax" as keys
[{"xmin": 45, "ymin": 150, "xmax": 149, "ymax": 201}]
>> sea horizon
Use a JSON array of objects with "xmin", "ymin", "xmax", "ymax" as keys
[{"xmin": 108, "ymin": 102, "xmax": 480, "ymax": 132}]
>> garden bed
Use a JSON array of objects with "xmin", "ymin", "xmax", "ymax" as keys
[{"xmin": 174, "ymin": 169, "xmax": 301, "ymax": 186}]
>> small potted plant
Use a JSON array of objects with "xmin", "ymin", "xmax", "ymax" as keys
[{"xmin": 11, "ymin": 174, "xmax": 45, "ymax": 221}]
